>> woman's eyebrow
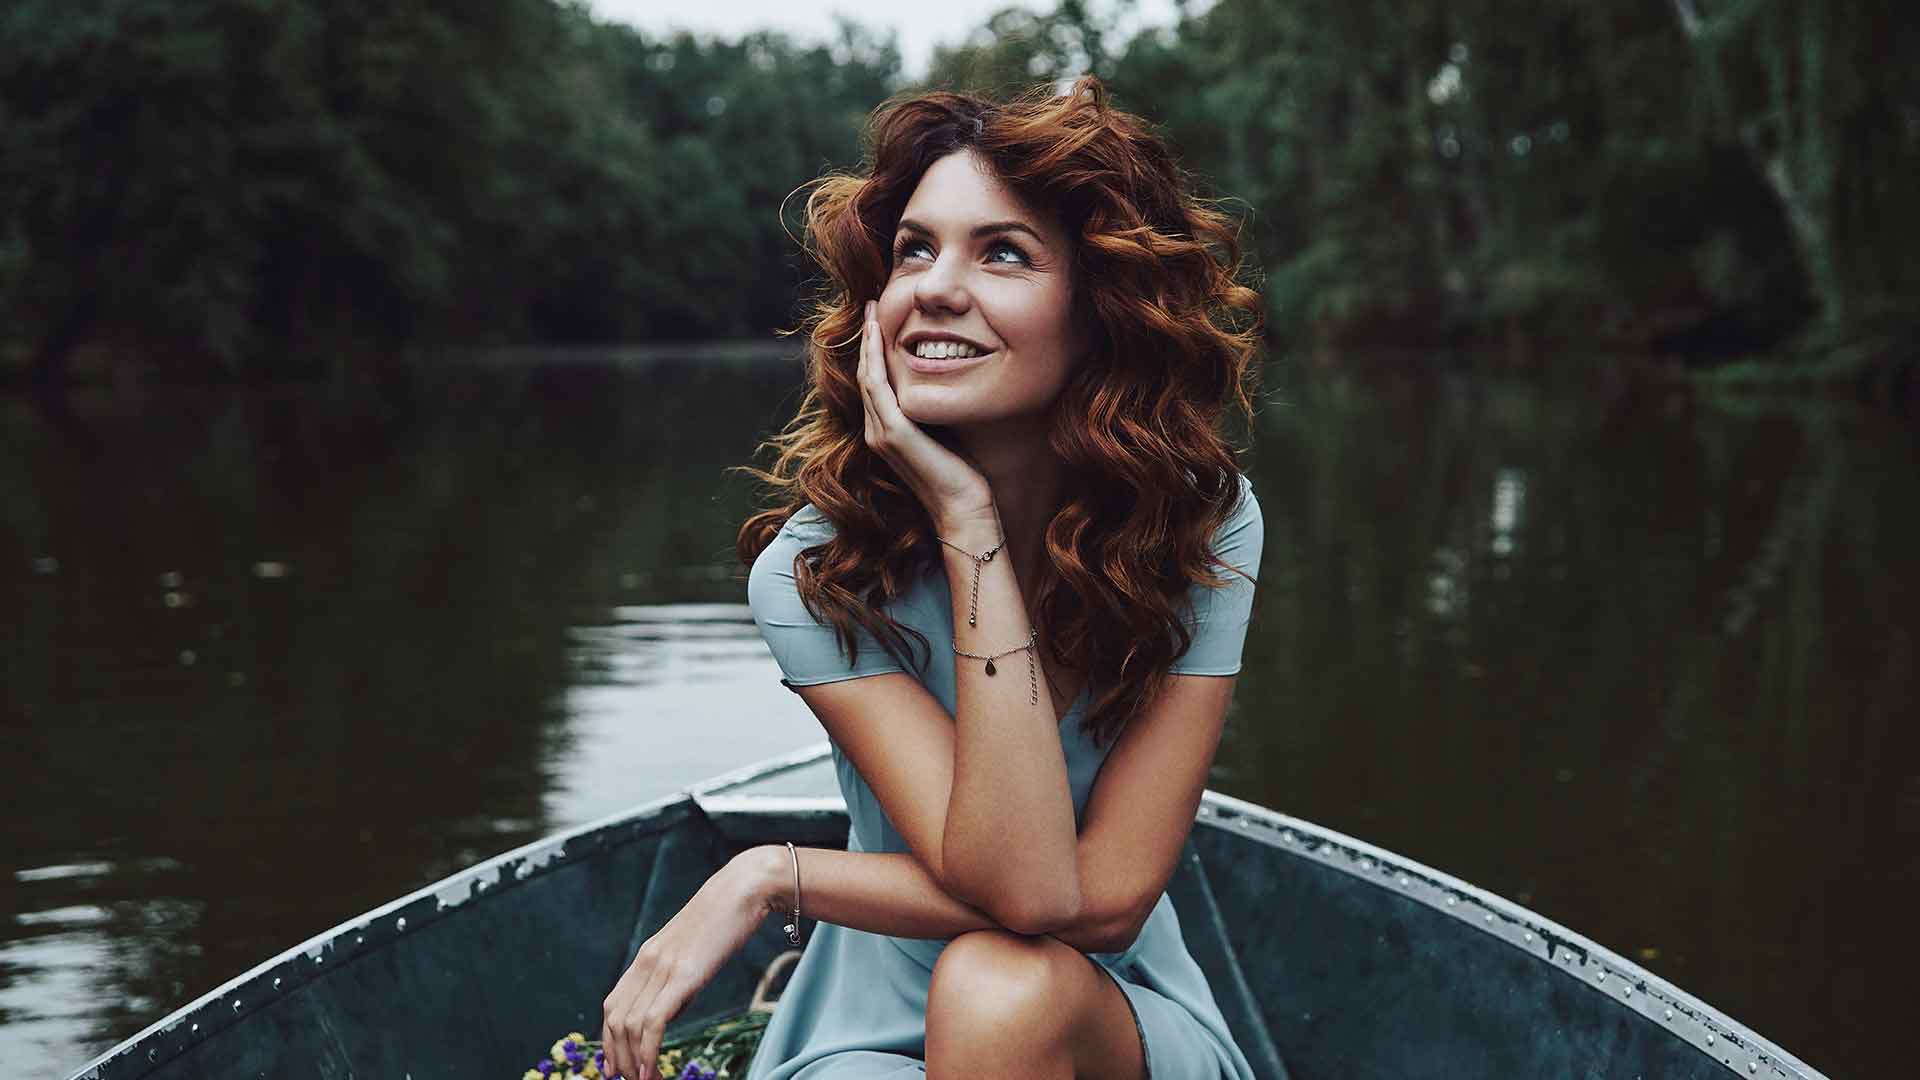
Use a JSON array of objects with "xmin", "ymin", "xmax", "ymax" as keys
[{"xmin": 896, "ymin": 217, "xmax": 1047, "ymax": 248}]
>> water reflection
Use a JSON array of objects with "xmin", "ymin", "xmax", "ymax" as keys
[
  {"xmin": 1, "ymin": 356, "xmax": 1914, "ymax": 1078},
  {"xmin": 550, "ymin": 604, "xmax": 820, "ymax": 827}
]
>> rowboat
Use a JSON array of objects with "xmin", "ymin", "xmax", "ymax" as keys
[{"xmin": 64, "ymin": 743, "xmax": 1825, "ymax": 1079}]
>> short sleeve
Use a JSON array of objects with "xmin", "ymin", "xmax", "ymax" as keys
[
  {"xmin": 747, "ymin": 509, "xmax": 912, "ymax": 689},
  {"xmin": 1166, "ymin": 472, "xmax": 1265, "ymax": 676}
]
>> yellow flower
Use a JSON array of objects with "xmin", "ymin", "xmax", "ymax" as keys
[
  {"xmin": 580, "ymin": 1065, "xmax": 601, "ymax": 1079},
  {"xmin": 551, "ymin": 1039, "xmax": 570, "ymax": 1065},
  {"xmin": 523, "ymin": 1071, "xmax": 544, "ymax": 1080},
  {"xmin": 567, "ymin": 1031, "xmax": 588, "ymax": 1044}
]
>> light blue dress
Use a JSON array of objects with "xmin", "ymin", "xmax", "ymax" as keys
[{"xmin": 742, "ymin": 471, "xmax": 1264, "ymax": 1080}]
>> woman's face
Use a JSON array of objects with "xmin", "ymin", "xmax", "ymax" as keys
[{"xmin": 874, "ymin": 148, "xmax": 1080, "ymax": 431}]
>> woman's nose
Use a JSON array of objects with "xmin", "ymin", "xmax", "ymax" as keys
[{"xmin": 913, "ymin": 251, "xmax": 973, "ymax": 315}]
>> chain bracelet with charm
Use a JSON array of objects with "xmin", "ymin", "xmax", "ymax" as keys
[{"xmin": 952, "ymin": 627, "xmax": 1039, "ymax": 707}]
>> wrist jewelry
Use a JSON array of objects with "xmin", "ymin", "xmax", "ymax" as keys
[
  {"xmin": 934, "ymin": 533, "xmax": 1003, "ymax": 627},
  {"xmin": 953, "ymin": 627, "xmax": 1040, "ymax": 706},
  {"xmin": 783, "ymin": 842, "xmax": 802, "ymax": 946}
]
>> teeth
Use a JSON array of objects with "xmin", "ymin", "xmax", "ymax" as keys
[{"xmin": 912, "ymin": 340, "xmax": 984, "ymax": 359}]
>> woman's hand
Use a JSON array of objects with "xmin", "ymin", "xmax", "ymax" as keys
[
  {"xmin": 857, "ymin": 299, "xmax": 997, "ymax": 531},
  {"xmin": 601, "ymin": 853, "xmax": 771, "ymax": 1080}
]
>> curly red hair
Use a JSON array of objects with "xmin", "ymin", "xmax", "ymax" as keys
[{"xmin": 733, "ymin": 74, "xmax": 1264, "ymax": 748}]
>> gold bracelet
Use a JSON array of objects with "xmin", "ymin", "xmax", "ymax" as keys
[{"xmin": 952, "ymin": 627, "xmax": 1039, "ymax": 706}]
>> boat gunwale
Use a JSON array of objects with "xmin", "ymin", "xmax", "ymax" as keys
[
  {"xmin": 64, "ymin": 787, "xmax": 704, "ymax": 1080},
  {"xmin": 63, "ymin": 742, "xmax": 1828, "ymax": 1080},
  {"xmin": 1191, "ymin": 790, "xmax": 1826, "ymax": 1080},
  {"xmin": 697, "ymin": 744, "xmax": 1828, "ymax": 1080},
  {"xmin": 66, "ymin": 743, "xmax": 845, "ymax": 1079}
]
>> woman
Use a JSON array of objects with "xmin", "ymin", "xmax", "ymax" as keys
[{"xmin": 602, "ymin": 74, "xmax": 1266, "ymax": 1080}]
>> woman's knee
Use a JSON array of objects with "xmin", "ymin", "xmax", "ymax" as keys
[{"xmin": 927, "ymin": 929, "xmax": 1080, "ymax": 1035}]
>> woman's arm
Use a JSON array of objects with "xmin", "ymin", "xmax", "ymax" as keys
[
  {"xmin": 934, "ymin": 514, "xmax": 1083, "ymax": 931},
  {"xmin": 739, "ymin": 843, "xmax": 1107, "ymax": 953}
]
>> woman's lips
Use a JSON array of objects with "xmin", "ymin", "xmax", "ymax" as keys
[{"xmin": 902, "ymin": 346, "xmax": 996, "ymax": 374}]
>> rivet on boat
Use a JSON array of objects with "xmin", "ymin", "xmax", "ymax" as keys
[
  {"xmin": 1663, "ymin": 1008, "xmax": 1673, "ymax": 1020},
  {"xmin": 1706, "ymin": 1034, "xmax": 1715, "ymax": 1046},
  {"xmin": 1483, "ymin": 913, "xmax": 1494, "ymax": 924},
  {"xmin": 356, "ymin": 935, "xmax": 364, "ymax": 945},
  {"xmin": 1748, "ymin": 1063, "xmax": 1757, "ymax": 1074},
  {"xmin": 232, "ymin": 999, "xmax": 241, "ymax": 1012},
  {"xmin": 190, "ymin": 1023, "xmax": 198, "ymax": 1033},
  {"xmin": 1596, "ymin": 970, "xmax": 1606, "ymax": 981},
  {"xmin": 1523, "ymin": 932, "xmax": 1534, "ymax": 942},
  {"xmin": 1398, "ymin": 875, "xmax": 1410, "ymax": 887},
  {"xmin": 1280, "ymin": 830, "xmax": 1294, "ymax": 843},
  {"xmin": 1357, "ymin": 858, "xmax": 1372, "ymax": 871},
  {"xmin": 274, "ymin": 978, "xmax": 282, "ymax": 989},
  {"xmin": 1445, "ymin": 896, "xmax": 1457, "ymax": 907},
  {"xmin": 397, "ymin": 916, "xmax": 407, "ymax": 931}
]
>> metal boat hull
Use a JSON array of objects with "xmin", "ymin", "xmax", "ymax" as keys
[{"xmin": 65, "ymin": 744, "xmax": 1823, "ymax": 1080}]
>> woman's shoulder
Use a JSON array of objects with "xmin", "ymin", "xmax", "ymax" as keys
[
  {"xmin": 1208, "ymin": 469, "xmax": 1262, "ymax": 549},
  {"xmin": 747, "ymin": 503, "xmax": 936, "ymax": 609},
  {"xmin": 1227, "ymin": 469, "xmax": 1258, "ymax": 515},
  {"xmin": 751, "ymin": 503, "xmax": 836, "ymax": 561}
]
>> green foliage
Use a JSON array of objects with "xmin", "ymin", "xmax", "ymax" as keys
[
  {"xmin": 0, "ymin": 0, "xmax": 898, "ymax": 378},
  {"xmin": 1, "ymin": 0, "xmax": 1911, "ymax": 379}
]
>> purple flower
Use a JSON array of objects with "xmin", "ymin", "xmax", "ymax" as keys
[
  {"xmin": 535, "ymin": 1062, "xmax": 555, "ymax": 1076},
  {"xmin": 677, "ymin": 1062, "xmax": 717, "ymax": 1080}
]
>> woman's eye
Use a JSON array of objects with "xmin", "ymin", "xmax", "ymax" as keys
[
  {"xmin": 987, "ymin": 241, "xmax": 1030, "ymax": 265},
  {"xmin": 891, "ymin": 239, "xmax": 1030, "ymax": 267}
]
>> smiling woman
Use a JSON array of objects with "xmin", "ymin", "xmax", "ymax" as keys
[
  {"xmin": 878, "ymin": 150, "xmax": 1080, "ymax": 430},
  {"xmin": 598, "ymin": 75, "xmax": 1268, "ymax": 1080}
]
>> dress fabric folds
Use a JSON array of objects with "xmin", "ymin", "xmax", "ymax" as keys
[{"xmin": 741, "ymin": 472, "xmax": 1265, "ymax": 1080}]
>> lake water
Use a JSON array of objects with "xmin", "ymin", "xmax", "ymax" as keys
[{"xmin": 3, "ymin": 351, "xmax": 1913, "ymax": 1077}]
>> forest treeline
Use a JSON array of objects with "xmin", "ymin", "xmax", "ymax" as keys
[{"xmin": 1, "ymin": 0, "xmax": 1914, "ymax": 383}]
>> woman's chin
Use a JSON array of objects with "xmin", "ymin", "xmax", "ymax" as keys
[{"xmin": 895, "ymin": 386, "xmax": 984, "ymax": 428}]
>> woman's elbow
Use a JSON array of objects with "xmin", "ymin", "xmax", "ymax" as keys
[{"xmin": 991, "ymin": 885, "xmax": 1083, "ymax": 937}]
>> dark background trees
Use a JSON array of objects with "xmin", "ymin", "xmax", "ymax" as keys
[{"xmin": 2, "ymin": 0, "xmax": 1912, "ymax": 383}]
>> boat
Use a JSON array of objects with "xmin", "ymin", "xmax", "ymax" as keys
[{"xmin": 64, "ymin": 743, "xmax": 1826, "ymax": 1080}]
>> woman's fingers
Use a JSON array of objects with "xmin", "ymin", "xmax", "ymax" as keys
[
  {"xmin": 859, "ymin": 300, "xmax": 888, "ymax": 445},
  {"xmin": 635, "ymin": 960, "xmax": 688, "ymax": 1080},
  {"xmin": 862, "ymin": 301, "xmax": 912, "ymax": 434},
  {"xmin": 857, "ymin": 306, "xmax": 879, "ymax": 441},
  {"xmin": 605, "ymin": 957, "xmax": 667, "ymax": 1079}
]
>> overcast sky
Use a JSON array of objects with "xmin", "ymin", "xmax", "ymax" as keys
[{"xmin": 583, "ymin": 0, "xmax": 1198, "ymax": 79}]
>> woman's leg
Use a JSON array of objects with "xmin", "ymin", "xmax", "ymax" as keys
[{"xmin": 923, "ymin": 928, "xmax": 1147, "ymax": 1080}]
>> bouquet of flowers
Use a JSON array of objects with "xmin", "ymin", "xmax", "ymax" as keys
[{"xmin": 519, "ymin": 1010, "xmax": 772, "ymax": 1080}]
